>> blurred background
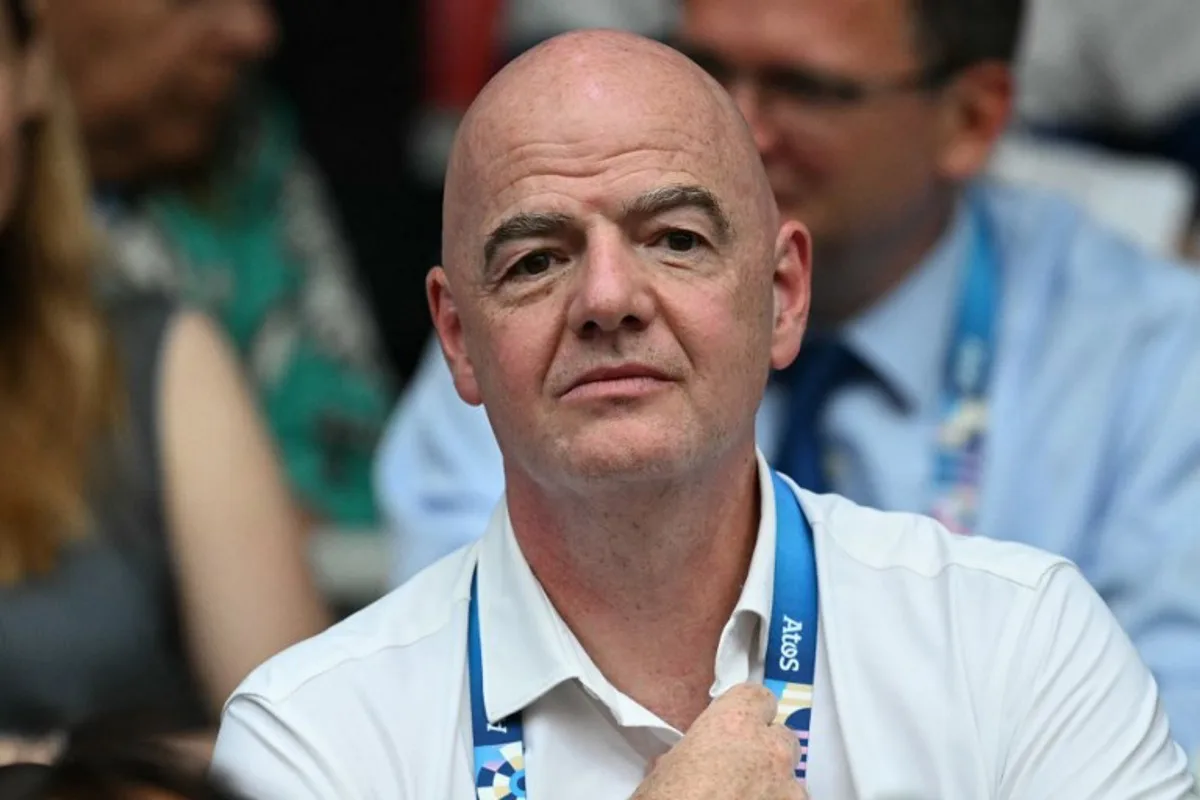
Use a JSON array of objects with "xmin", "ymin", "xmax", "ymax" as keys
[{"xmin": 3, "ymin": 0, "xmax": 1200, "ymax": 788}]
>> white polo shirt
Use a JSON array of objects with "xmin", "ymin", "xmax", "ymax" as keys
[{"xmin": 212, "ymin": 456, "xmax": 1197, "ymax": 799}]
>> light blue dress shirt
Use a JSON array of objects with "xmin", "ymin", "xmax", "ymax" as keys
[{"xmin": 374, "ymin": 180, "xmax": 1200, "ymax": 752}]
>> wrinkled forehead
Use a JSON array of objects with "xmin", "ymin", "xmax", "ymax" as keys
[
  {"xmin": 494, "ymin": 129, "xmax": 732, "ymax": 215},
  {"xmin": 455, "ymin": 83, "xmax": 754, "ymax": 252}
]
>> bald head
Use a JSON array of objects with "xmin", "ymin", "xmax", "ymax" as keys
[
  {"xmin": 425, "ymin": 29, "xmax": 812, "ymax": 492},
  {"xmin": 441, "ymin": 29, "xmax": 777, "ymax": 277}
]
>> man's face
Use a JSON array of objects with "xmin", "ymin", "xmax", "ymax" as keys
[
  {"xmin": 680, "ymin": 0, "xmax": 952, "ymax": 250},
  {"xmin": 43, "ymin": 0, "xmax": 277, "ymax": 183},
  {"xmin": 431, "ymin": 72, "xmax": 805, "ymax": 488}
]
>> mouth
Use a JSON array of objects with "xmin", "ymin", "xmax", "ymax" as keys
[{"xmin": 560, "ymin": 364, "xmax": 676, "ymax": 401}]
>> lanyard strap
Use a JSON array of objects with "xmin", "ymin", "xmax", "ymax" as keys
[
  {"xmin": 468, "ymin": 573, "xmax": 527, "ymax": 799},
  {"xmin": 929, "ymin": 204, "xmax": 1000, "ymax": 533},
  {"xmin": 763, "ymin": 470, "xmax": 819, "ymax": 780},
  {"xmin": 467, "ymin": 470, "xmax": 818, "ymax": 796}
]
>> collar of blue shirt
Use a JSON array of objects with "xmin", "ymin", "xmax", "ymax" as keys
[{"xmin": 840, "ymin": 196, "xmax": 975, "ymax": 419}]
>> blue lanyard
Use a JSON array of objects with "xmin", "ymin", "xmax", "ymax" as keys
[
  {"xmin": 467, "ymin": 574, "xmax": 527, "ymax": 799},
  {"xmin": 929, "ymin": 206, "xmax": 999, "ymax": 533},
  {"xmin": 467, "ymin": 470, "xmax": 819, "ymax": 797}
]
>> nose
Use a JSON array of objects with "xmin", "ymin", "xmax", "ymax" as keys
[
  {"xmin": 566, "ymin": 230, "xmax": 656, "ymax": 339},
  {"xmin": 729, "ymin": 80, "xmax": 779, "ymax": 156},
  {"xmin": 212, "ymin": 0, "xmax": 279, "ymax": 62}
]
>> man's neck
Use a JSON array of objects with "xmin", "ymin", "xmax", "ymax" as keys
[
  {"xmin": 810, "ymin": 190, "xmax": 957, "ymax": 331},
  {"xmin": 505, "ymin": 445, "xmax": 761, "ymax": 731}
]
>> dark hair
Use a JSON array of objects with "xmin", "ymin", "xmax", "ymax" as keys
[
  {"xmin": 909, "ymin": 0, "xmax": 1027, "ymax": 72},
  {"xmin": 3, "ymin": 0, "xmax": 32, "ymax": 47},
  {"xmin": 0, "ymin": 717, "xmax": 249, "ymax": 800}
]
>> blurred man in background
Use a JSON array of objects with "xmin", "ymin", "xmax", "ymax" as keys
[
  {"xmin": 44, "ymin": 0, "xmax": 393, "ymax": 527},
  {"xmin": 376, "ymin": 0, "xmax": 1200, "ymax": 757}
]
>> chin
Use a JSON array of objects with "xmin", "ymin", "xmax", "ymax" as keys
[
  {"xmin": 150, "ymin": 132, "xmax": 223, "ymax": 178},
  {"xmin": 552, "ymin": 423, "xmax": 704, "ymax": 485}
]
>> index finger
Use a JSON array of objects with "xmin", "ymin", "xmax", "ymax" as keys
[{"xmin": 707, "ymin": 683, "xmax": 779, "ymax": 726}]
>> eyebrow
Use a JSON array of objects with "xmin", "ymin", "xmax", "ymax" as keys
[
  {"xmin": 623, "ymin": 184, "xmax": 731, "ymax": 244},
  {"xmin": 481, "ymin": 184, "xmax": 731, "ymax": 269},
  {"xmin": 483, "ymin": 212, "xmax": 574, "ymax": 268}
]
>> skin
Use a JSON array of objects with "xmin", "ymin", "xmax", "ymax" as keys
[
  {"xmin": 157, "ymin": 312, "xmax": 331, "ymax": 758},
  {"xmin": 680, "ymin": 0, "xmax": 1014, "ymax": 329},
  {"xmin": 634, "ymin": 685, "xmax": 809, "ymax": 800},
  {"xmin": 41, "ymin": 0, "xmax": 276, "ymax": 184},
  {"xmin": 1, "ymin": 316, "xmax": 330, "ymax": 771},
  {"xmin": 0, "ymin": 0, "xmax": 48, "ymax": 221},
  {"xmin": 0, "ymin": 1, "xmax": 325, "ymax": 765},
  {"xmin": 428, "ymin": 30, "xmax": 811, "ymax": 735}
]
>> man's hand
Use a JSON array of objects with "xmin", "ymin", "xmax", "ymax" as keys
[{"xmin": 632, "ymin": 684, "xmax": 809, "ymax": 800}]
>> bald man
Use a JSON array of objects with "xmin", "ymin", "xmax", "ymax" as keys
[{"xmin": 210, "ymin": 31, "xmax": 1196, "ymax": 799}]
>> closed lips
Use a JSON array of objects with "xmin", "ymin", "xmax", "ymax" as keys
[{"xmin": 562, "ymin": 364, "xmax": 673, "ymax": 394}]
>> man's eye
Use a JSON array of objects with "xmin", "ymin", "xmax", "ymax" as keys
[
  {"xmin": 511, "ymin": 252, "xmax": 556, "ymax": 277},
  {"xmin": 660, "ymin": 230, "xmax": 702, "ymax": 252}
]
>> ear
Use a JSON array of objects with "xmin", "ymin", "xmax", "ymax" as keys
[
  {"xmin": 934, "ymin": 61, "xmax": 1014, "ymax": 181},
  {"xmin": 769, "ymin": 219, "xmax": 811, "ymax": 371},
  {"xmin": 427, "ymin": 266, "xmax": 484, "ymax": 407},
  {"xmin": 16, "ymin": 0, "xmax": 52, "ymax": 120}
]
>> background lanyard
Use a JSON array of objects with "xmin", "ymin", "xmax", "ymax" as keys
[
  {"xmin": 929, "ymin": 205, "xmax": 999, "ymax": 534},
  {"xmin": 467, "ymin": 470, "xmax": 819, "ymax": 797}
]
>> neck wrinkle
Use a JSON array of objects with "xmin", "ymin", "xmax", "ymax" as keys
[{"xmin": 504, "ymin": 445, "xmax": 762, "ymax": 729}]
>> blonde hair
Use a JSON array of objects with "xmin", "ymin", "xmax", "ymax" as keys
[{"xmin": 0, "ymin": 26, "xmax": 122, "ymax": 584}]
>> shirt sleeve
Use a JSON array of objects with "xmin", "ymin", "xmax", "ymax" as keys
[
  {"xmin": 374, "ymin": 338, "xmax": 505, "ymax": 586},
  {"xmin": 1082, "ymin": 296, "xmax": 1200, "ymax": 759},
  {"xmin": 211, "ymin": 694, "xmax": 354, "ymax": 800},
  {"xmin": 997, "ymin": 565, "xmax": 1197, "ymax": 799}
]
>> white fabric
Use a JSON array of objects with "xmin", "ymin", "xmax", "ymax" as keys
[
  {"xmin": 504, "ymin": 0, "xmax": 678, "ymax": 46},
  {"xmin": 1017, "ymin": 0, "xmax": 1200, "ymax": 130},
  {"xmin": 213, "ymin": 455, "xmax": 1196, "ymax": 799}
]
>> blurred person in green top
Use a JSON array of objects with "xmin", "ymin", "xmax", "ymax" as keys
[{"xmin": 42, "ymin": 0, "xmax": 393, "ymax": 526}]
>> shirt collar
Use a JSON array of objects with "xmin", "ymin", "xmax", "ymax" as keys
[
  {"xmin": 475, "ymin": 452, "xmax": 781, "ymax": 725},
  {"xmin": 712, "ymin": 452, "xmax": 777, "ymax": 690},
  {"xmin": 841, "ymin": 198, "xmax": 975, "ymax": 416}
]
